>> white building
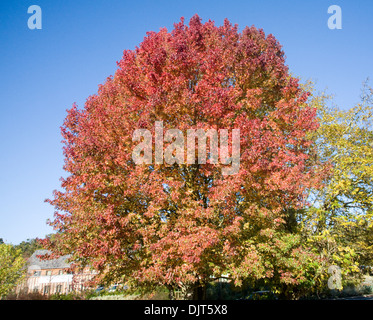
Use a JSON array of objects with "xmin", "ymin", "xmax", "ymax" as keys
[{"xmin": 17, "ymin": 250, "xmax": 97, "ymax": 295}]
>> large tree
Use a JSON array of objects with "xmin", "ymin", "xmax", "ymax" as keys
[
  {"xmin": 45, "ymin": 16, "xmax": 324, "ymax": 299},
  {"xmin": 303, "ymin": 82, "xmax": 373, "ymax": 281}
]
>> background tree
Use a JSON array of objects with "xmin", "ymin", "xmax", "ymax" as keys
[
  {"xmin": 301, "ymin": 81, "xmax": 373, "ymax": 289},
  {"xmin": 44, "ymin": 15, "xmax": 325, "ymax": 299},
  {"xmin": 0, "ymin": 243, "xmax": 26, "ymax": 299},
  {"xmin": 15, "ymin": 238, "xmax": 44, "ymax": 259}
]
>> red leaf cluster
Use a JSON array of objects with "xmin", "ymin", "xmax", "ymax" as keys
[{"xmin": 45, "ymin": 15, "xmax": 322, "ymax": 289}]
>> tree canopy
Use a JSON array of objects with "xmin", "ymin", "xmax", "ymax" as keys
[
  {"xmin": 43, "ymin": 16, "xmax": 372, "ymax": 299},
  {"xmin": 43, "ymin": 15, "xmax": 326, "ymax": 299},
  {"xmin": 301, "ymin": 82, "xmax": 373, "ymax": 284}
]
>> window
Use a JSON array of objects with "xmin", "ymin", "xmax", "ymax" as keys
[
  {"xmin": 68, "ymin": 285, "xmax": 73, "ymax": 292},
  {"xmin": 33, "ymin": 271, "xmax": 41, "ymax": 277},
  {"xmin": 43, "ymin": 285, "xmax": 50, "ymax": 295},
  {"xmin": 33, "ymin": 287, "xmax": 39, "ymax": 293},
  {"xmin": 56, "ymin": 285, "xmax": 62, "ymax": 293},
  {"xmin": 46, "ymin": 270, "xmax": 52, "ymax": 276},
  {"xmin": 58, "ymin": 270, "xmax": 63, "ymax": 275}
]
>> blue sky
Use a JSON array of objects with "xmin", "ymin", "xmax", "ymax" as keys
[{"xmin": 0, "ymin": 0, "xmax": 372, "ymax": 244}]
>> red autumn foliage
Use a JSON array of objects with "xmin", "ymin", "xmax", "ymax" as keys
[{"xmin": 45, "ymin": 15, "xmax": 324, "ymax": 298}]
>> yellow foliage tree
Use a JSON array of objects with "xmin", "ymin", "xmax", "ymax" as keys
[
  {"xmin": 0, "ymin": 243, "xmax": 26, "ymax": 299},
  {"xmin": 303, "ymin": 81, "xmax": 373, "ymax": 288}
]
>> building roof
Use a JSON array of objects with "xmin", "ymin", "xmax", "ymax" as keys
[{"xmin": 28, "ymin": 250, "xmax": 71, "ymax": 270}]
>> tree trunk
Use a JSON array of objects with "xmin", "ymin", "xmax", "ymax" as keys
[
  {"xmin": 168, "ymin": 288, "xmax": 175, "ymax": 300},
  {"xmin": 171, "ymin": 283, "xmax": 207, "ymax": 300},
  {"xmin": 192, "ymin": 284, "xmax": 206, "ymax": 300}
]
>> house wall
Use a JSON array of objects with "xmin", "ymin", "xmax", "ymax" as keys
[{"xmin": 18, "ymin": 267, "xmax": 97, "ymax": 295}]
